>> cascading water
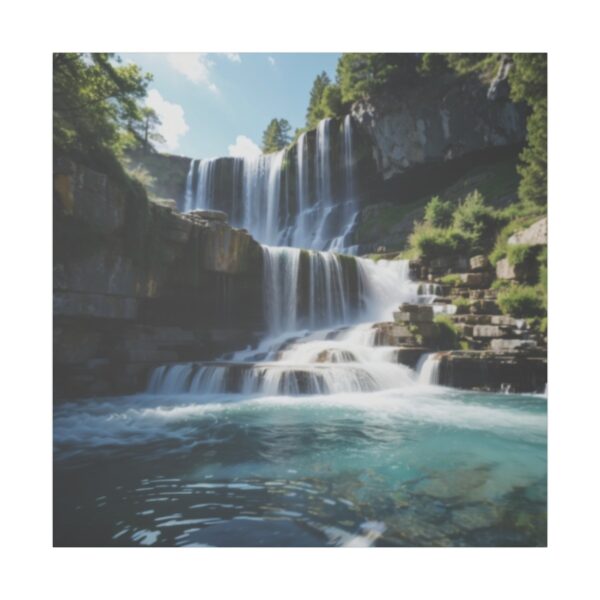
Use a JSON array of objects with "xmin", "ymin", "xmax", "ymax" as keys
[
  {"xmin": 56, "ymin": 118, "xmax": 547, "ymax": 548},
  {"xmin": 147, "ymin": 252, "xmax": 428, "ymax": 397},
  {"xmin": 182, "ymin": 116, "xmax": 361, "ymax": 252}
]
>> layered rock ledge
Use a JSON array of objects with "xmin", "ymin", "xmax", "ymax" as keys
[{"xmin": 54, "ymin": 159, "xmax": 265, "ymax": 400}]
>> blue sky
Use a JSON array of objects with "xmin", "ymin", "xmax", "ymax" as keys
[{"xmin": 121, "ymin": 53, "xmax": 341, "ymax": 159}]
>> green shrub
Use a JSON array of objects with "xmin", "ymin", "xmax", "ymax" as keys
[
  {"xmin": 452, "ymin": 296, "xmax": 471, "ymax": 314},
  {"xmin": 424, "ymin": 196, "xmax": 454, "ymax": 228},
  {"xmin": 491, "ymin": 279, "xmax": 512, "ymax": 291},
  {"xmin": 528, "ymin": 316, "xmax": 548, "ymax": 336},
  {"xmin": 452, "ymin": 190, "xmax": 504, "ymax": 254},
  {"xmin": 507, "ymin": 244, "xmax": 539, "ymax": 268},
  {"xmin": 440, "ymin": 274, "xmax": 462, "ymax": 286},
  {"xmin": 502, "ymin": 243, "xmax": 544, "ymax": 285},
  {"xmin": 433, "ymin": 315, "xmax": 461, "ymax": 350},
  {"xmin": 538, "ymin": 246, "xmax": 547, "ymax": 291},
  {"xmin": 408, "ymin": 222, "xmax": 472, "ymax": 260},
  {"xmin": 497, "ymin": 285, "xmax": 546, "ymax": 318}
]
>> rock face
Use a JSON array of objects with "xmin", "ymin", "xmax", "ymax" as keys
[
  {"xmin": 352, "ymin": 73, "xmax": 526, "ymax": 181},
  {"xmin": 54, "ymin": 159, "xmax": 264, "ymax": 400},
  {"xmin": 435, "ymin": 351, "xmax": 547, "ymax": 393},
  {"xmin": 508, "ymin": 217, "xmax": 548, "ymax": 246}
]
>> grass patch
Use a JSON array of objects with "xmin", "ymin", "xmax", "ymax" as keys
[
  {"xmin": 497, "ymin": 285, "xmax": 546, "ymax": 318},
  {"xmin": 452, "ymin": 296, "xmax": 471, "ymax": 314},
  {"xmin": 440, "ymin": 274, "xmax": 462, "ymax": 286},
  {"xmin": 433, "ymin": 315, "xmax": 461, "ymax": 350}
]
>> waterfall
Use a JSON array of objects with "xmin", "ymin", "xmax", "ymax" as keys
[
  {"xmin": 147, "ymin": 254, "xmax": 437, "ymax": 398},
  {"xmin": 184, "ymin": 116, "xmax": 361, "ymax": 251},
  {"xmin": 183, "ymin": 159, "xmax": 196, "ymax": 212},
  {"xmin": 262, "ymin": 246, "xmax": 365, "ymax": 334},
  {"xmin": 262, "ymin": 246, "xmax": 301, "ymax": 333},
  {"xmin": 417, "ymin": 353, "xmax": 441, "ymax": 385},
  {"xmin": 291, "ymin": 132, "xmax": 309, "ymax": 248},
  {"xmin": 195, "ymin": 158, "xmax": 219, "ymax": 211}
]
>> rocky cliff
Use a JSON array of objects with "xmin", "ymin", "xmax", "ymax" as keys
[
  {"xmin": 54, "ymin": 159, "xmax": 264, "ymax": 400},
  {"xmin": 352, "ymin": 71, "xmax": 526, "ymax": 181}
]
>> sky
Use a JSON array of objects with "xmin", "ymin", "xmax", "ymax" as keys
[{"xmin": 120, "ymin": 53, "xmax": 341, "ymax": 159}]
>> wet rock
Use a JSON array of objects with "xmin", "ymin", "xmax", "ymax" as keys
[
  {"xmin": 487, "ymin": 55, "xmax": 513, "ymax": 101},
  {"xmin": 436, "ymin": 350, "xmax": 547, "ymax": 392}
]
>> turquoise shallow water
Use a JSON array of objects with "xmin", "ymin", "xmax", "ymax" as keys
[{"xmin": 53, "ymin": 386, "xmax": 547, "ymax": 547}]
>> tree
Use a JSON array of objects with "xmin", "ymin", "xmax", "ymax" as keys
[
  {"xmin": 306, "ymin": 71, "xmax": 331, "ymax": 128},
  {"xmin": 509, "ymin": 53, "xmax": 547, "ymax": 205},
  {"xmin": 261, "ymin": 118, "xmax": 292, "ymax": 153},
  {"xmin": 336, "ymin": 53, "xmax": 419, "ymax": 103},
  {"xmin": 129, "ymin": 106, "xmax": 165, "ymax": 154},
  {"xmin": 53, "ymin": 53, "xmax": 154, "ymax": 165}
]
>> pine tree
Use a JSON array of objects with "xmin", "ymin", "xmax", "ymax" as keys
[
  {"xmin": 261, "ymin": 118, "xmax": 292, "ymax": 153},
  {"xmin": 305, "ymin": 72, "xmax": 331, "ymax": 128}
]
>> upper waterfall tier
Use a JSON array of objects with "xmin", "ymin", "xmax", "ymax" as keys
[{"xmin": 183, "ymin": 117, "xmax": 360, "ymax": 253}]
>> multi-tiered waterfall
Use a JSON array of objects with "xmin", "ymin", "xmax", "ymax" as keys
[
  {"xmin": 145, "ymin": 249, "xmax": 439, "ymax": 396},
  {"xmin": 55, "ymin": 104, "xmax": 548, "ymax": 548},
  {"xmin": 152, "ymin": 109, "xmax": 444, "ymax": 396},
  {"xmin": 183, "ymin": 117, "xmax": 360, "ymax": 253}
]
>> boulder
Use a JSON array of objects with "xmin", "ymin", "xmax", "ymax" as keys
[
  {"xmin": 469, "ymin": 255, "xmax": 490, "ymax": 272},
  {"xmin": 435, "ymin": 350, "xmax": 547, "ymax": 393},
  {"xmin": 460, "ymin": 272, "xmax": 492, "ymax": 288},
  {"xmin": 490, "ymin": 339, "xmax": 537, "ymax": 352},
  {"xmin": 507, "ymin": 217, "xmax": 547, "ymax": 246},
  {"xmin": 395, "ymin": 304, "xmax": 434, "ymax": 323},
  {"xmin": 472, "ymin": 325, "xmax": 507, "ymax": 339},
  {"xmin": 469, "ymin": 300, "xmax": 500, "ymax": 315},
  {"xmin": 496, "ymin": 258, "xmax": 516, "ymax": 280}
]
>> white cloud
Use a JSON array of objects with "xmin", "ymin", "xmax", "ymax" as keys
[
  {"xmin": 228, "ymin": 135, "xmax": 262, "ymax": 159},
  {"xmin": 224, "ymin": 53, "xmax": 241, "ymax": 63},
  {"xmin": 267, "ymin": 56, "xmax": 276, "ymax": 67},
  {"xmin": 146, "ymin": 89, "xmax": 189, "ymax": 152},
  {"xmin": 166, "ymin": 53, "xmax": 219, "ymax": 93}
]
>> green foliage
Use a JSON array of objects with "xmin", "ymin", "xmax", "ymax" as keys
[
  {"xmin": 497, "ymin": 285, "xmax": 545, "ymax": 318},
  {"xmin": 433, "ymin": 315, "xmax": 461, "ymax": 350},
  {"xmin": 452, "ymin": 190, "xmax": 505, "ymax": 254},
  {"xmin": 509, "ymin": 54, "xmax": 547, "ymax": 206},
  {"xmin": 408, "ymin": 222, "xmax": 471, "ymax": 260},
  {"xmin": 424, "ymin": 196, "xmax": 454, "ymax": 228},
  {"xmin": 440, "ymin": 274, "xmax": 462, "ymax": 286},
  {"xmin": 517, "ymin": 100, "xmax": 547, "ymax": 206},
  {"xmin": 321, "ymin": 85, "xmax": 343, "ymax": 117},
  {"xmin": 409, "ymin": 190, "xmax": 505, "ymax": 261},
  {"xmin": 53, "ymin": 53, "xmax": 157, "ymax": 170},
  {"xmin": 336, "ymin": 53, "xmax": 419, "ymax": 103},
  {"xmin": 528, "ymin": 316, "xmax": 548, "ymax": 336},
  {"xmin": 488, "ymin": 208, "xmax": 544, "ymax": 265},
  {"xmin": 306, "ymin": 72, "xmax": 331, "ymax": 129},
  {"xmin": 491, "ymin": 278, "xmax": 512, "ymax": 291},
  {"xmin": 417, "ymin": 53, "xmax": 449, "ymax": 76},
  {"xmin": 261, "ymin": 118, "xmax": 292, "ymax": 153},
  {"xmin": 452, "ymin": 296, "xmax": 471, "ymax": 315},
  {"xmin": 444, "ymin": 53, "xmax": 499, "ymax": 81},
  {"xmin": 506, "ymin": 244, "xmax": 538, "ymax": 268},
  {"xmin": 538, "ymin": 246, "xmax": 547, "ymax": 291},
  {"xmin": 509, "ymin": 54, "xmax": 547, "ymax": 105}
]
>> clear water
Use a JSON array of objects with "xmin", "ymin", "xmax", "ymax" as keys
[{"xmin": 53, "ymin": 386, "xmax": 547, "ymax": 547}]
